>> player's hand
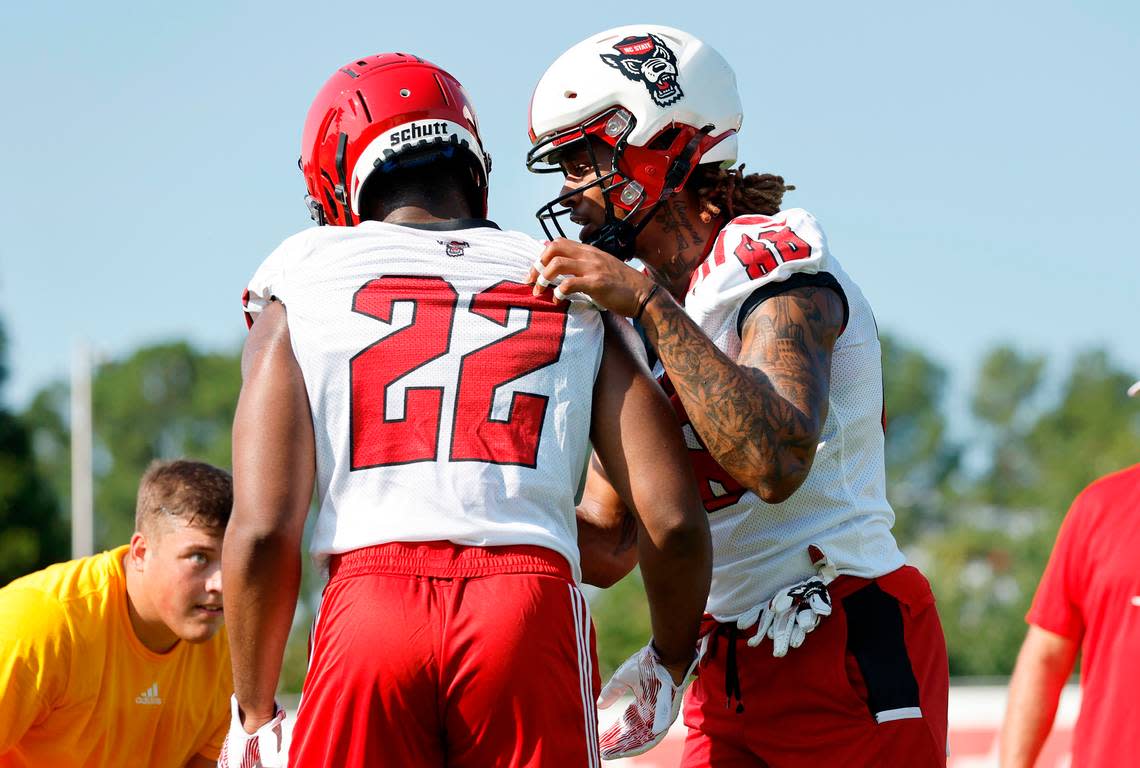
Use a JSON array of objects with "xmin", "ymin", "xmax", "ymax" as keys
[
  {"xmin": 736, "ymin": 544, "xmax": 839, "ymax": 657},
  {"xmin": 597, "ymin": 641, "xmax": 698, "ymax": 760},
  {"xmin": 218, "ymin": 695, "xmax": 286, "ymax": 768},
  {"xmin": 527, "ymin": 239, "xmax": 656, "ymax": 317}
]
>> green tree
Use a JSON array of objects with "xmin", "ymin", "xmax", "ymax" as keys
[
  {"xmin": 969, "ymin": 345, "xmax": 1048, "ymax": 507},
  {"xmin": 24, "ymin": 342, "xmax": 241, "ymax": 548},
  {"xmin": 0, "ymin": 320, "xmax": 67, "ymax": 584},
  {"xmin": 589, "ymin": 570, "xmax": 652, "ymax": 677},
  {"xmin": 880, "ymin": 333, "xmax": 960, "ymax": 546},
  {"xmin": 929, "ymin": 346, "xmax": 1140, "ymax": 676},
  {"xmin": 1023, "ymin": 349, "xmax": 1140, "ymax": 509}
]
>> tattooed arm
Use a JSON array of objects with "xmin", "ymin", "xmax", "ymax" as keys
[
  {"xmin": 640, "ymin": 285, "xmax": 844, "ymax": 503},
  {"xmin": 530, "ymin": 238, "xmax": 845, "ymax": 503}
]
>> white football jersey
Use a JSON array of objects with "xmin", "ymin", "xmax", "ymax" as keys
[
  {"xmin": 243, "ymin": 220, "xmax": 603, "ymax": 580},
  {"xmin": 659, "ymin": 208, "xmax": 905, "ymax": 621}
]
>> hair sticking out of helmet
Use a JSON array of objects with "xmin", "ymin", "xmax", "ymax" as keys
[
  {"xmin": 692, "ymin": 164, "xmax": 795, "ymax": 222},
  {"xmin": 527, "ymin": 26, "xmax": 743, "ymax": 256},
  {"xmin": 300, "ymin": 54, "xmax": 491, "ymax": 226}
]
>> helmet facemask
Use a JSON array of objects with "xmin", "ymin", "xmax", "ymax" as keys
[
  {"xmin": 528, "ymin": 107, "xmax": 714, "ymax": 260},
  {"xmin": 528, "ymin": 108, "xmax": 646, "ymax": 259}
]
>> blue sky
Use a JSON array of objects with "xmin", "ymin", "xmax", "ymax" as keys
[{"xmin": 1, "ymin": 0, "xmax": 1137, "ymax": 414}]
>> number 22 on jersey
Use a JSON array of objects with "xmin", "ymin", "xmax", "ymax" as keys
[{"xmin": 349, "ymin": 275, "xmax": 569, "ymax": 469}]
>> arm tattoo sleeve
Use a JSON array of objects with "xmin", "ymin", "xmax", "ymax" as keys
[{"xmin": 641, "ymin": 285, "xmax": 845, "ymax": 498}]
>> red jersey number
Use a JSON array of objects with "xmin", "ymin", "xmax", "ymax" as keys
[
  {"xmin": 350, "ymin": 276, "xmax": 568, "ymax": 469},
  {"xmin": 659, "ymin": 373, "xmax": 747, "ymax": 513},
  {"xmin": 734, "ymin": 227, "xmax": 813, "ymax": 280},
  {"xmin": 452, "ymin": 281, "xmax": 568, "ymax": 465},
  {"xmin": 350, "ymin": 276, "xmax": 456, "ymax": 466}
]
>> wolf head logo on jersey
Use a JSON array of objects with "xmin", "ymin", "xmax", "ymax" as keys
[
  {"xmin": 600, "ymin": 34, "xmax": 684, "ymax": 107},
  {"xmin": 438, "ymin": 239, "xmax": 469, "ymax": 257}
]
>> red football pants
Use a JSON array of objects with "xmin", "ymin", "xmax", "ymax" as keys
[
  {"xmin": 289, "ymin": 541, "xmax": 601, "ymax": 768},
  {"xmin": 681, "ymin": 565, "xmax": 949, "ymax": 768}
]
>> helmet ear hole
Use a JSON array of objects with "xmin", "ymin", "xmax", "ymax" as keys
[
  {"xmin": 311, "ymin": 170, "xmax": 339, "ymax": 224},
  {"xmin": 648, "ymin": 128, "xmax": 681, "ymax": 150}
]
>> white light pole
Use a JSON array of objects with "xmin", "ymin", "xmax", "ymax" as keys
[{"xmin": 70, "ymin": 341, "xmax": 94, "ymax": 559}]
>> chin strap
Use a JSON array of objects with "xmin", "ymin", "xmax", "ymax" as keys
[{"xmin": 589, "ymin": 125, "xmax": 714, "ymax": 260}]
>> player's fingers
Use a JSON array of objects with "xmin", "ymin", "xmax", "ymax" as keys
[
  {"xmin": 770, "ymin": 610, "xmax": 795, "ymax": 656},
  {"xmin": 598, "ymin": 721, "xmax": 627, "ymax": 754},
  {"xmin": 755, "ymin": 606, "xmax": 776, "ymax": 639},
  {"xmin": 528, "ymin": 259, "xmax": 545, "ymax": 286},
  {"xmin": 772, "ymin": 631, "xmax": 790, "ymax": 658},
  {"xmin": 789, "ymin": 622, "xmax": 807, "ymax": 649},
  {"xmin": 771, "ymin": 590, "xmax": 794, "ymax": 613},
  {"xmin": 807, "ymin": 591, "xmax": 832, "ymax": 616},
  {"xmin": 538, "ymin": 257, "xmax": 580, "ymax": 291},
  {"xmin": 536, "ymin": 238, "xmax": 567, "ymax": 265},
  {"xmin": 601, "ymin": 707, "xmax": 664, "ymax": 760},
  {"xmin": 546, "ymin": 255, "xmax": 587, "ymax": 277},
  {"xmin": 553, "ymin": 276, "xmax": 592, "ymax": 302},
  {"xmin": 796, "ymin": 607, "xmax": 820, "ymax": 633},
  {"xmin": 736, "ymin": 605, "xmax": 762, "ymax": 631},
  {"xmin": 537, "ymin": 237, "xmax": 586, "ymax": 269},
  {"xmin": 532, "ymin": 255, "xmax": 575, "ymax": 295},
  {"xmin": 597, "ymin": 678, "xmax": 633, "ymax": 709}
]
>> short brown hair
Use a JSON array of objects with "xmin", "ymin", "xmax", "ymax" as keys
[{"xmin": 135, "ymin": 459, "xmax": 233, "ymax": 535}]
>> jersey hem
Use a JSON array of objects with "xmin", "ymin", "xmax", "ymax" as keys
[{"xmin": 328, "ymin": 541, "xmax": 574, "ymax": 582}]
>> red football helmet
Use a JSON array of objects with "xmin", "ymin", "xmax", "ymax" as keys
[{"xmin": 300, "ymin": 54, "xmax": 491, "ymax": 226}]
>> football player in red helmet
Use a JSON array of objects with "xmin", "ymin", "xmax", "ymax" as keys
[
  {"xmin": 528, "ymin": 26, "xmax": 950, "ymax": 767},
  {"xmin": 221, "ymin": 53, "xmax": 711, "ymax": 768}
]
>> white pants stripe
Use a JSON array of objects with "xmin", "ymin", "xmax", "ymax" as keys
[
  {"xmin": 569, "ymin": 584, "xmax": 600, "ymax": 768},
  {"xmin": 875, "ymin": 706, "xmax": 924, "ymax": 723}
]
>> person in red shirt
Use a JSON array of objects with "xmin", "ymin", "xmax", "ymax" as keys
[{"xmin": 1001, "ymin": 402, "xmax": 1140, "ymax": 768}]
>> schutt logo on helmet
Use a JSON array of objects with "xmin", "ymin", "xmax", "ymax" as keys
[{"xmin": 600, "ymin": 33, "xmax": 684, "ymax": 108}]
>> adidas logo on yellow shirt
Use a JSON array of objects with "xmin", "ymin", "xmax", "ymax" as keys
[{"xmin": 134, "ymin": 682, "xmax": 163, "ymax": 706}]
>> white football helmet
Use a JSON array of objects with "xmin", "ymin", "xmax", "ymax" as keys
[{"xmin": 527, "ymin": 25, "xmax": 743, "ymax": 257}]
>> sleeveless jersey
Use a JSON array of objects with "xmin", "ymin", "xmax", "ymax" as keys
[
  {"xmin": 662, "ymin": 208, "xmax": 906, "ymax": 621},
  {"xmin": 243, "ymin": 220, "xmax": 603, "ymax": 580}
]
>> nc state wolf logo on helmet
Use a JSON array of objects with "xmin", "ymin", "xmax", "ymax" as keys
[{"xmin": 601, "ymin": 33, "xmax": 684, "ymax": 108}]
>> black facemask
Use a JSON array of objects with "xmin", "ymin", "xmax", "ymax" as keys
[{"xmin": 527, "ymin": 117, "xmax": 712, "ymax": 261}]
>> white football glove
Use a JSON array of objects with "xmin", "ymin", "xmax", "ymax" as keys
[
  {"xmin": 597, "ymin": 642, "xmax": 698, "ymax": 760},
  {"xmin": 218, "ymin": 695, "xmax": 286, "ymax": 768},
  {"xmin": 737, "ymin": 544, "xmax": 839, "ymax": 657}
]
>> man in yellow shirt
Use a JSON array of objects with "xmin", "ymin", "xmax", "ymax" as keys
[{"xmin": 0, "ymin": 459, "xmax": 234, "ymax": 767}]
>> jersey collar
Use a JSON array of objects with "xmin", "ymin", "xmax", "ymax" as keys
[{"xmin": 392, "ymin": 218, "xmax": 500, "ymax": 232}]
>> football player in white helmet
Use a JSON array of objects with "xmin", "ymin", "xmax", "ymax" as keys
[{"xmin": 528, "ymin": 25, "xmax": 949, "ymax": 766}]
